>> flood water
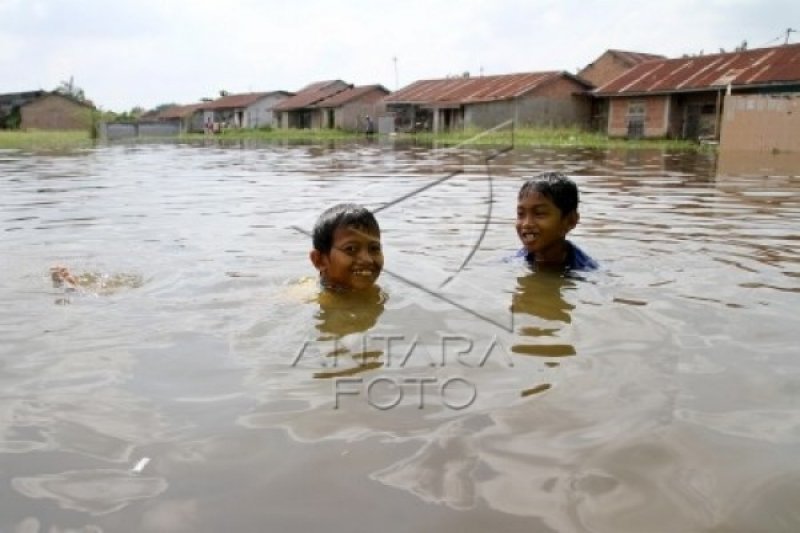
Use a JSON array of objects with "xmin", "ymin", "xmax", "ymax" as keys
[{"xmin": 1, "ymin": 140, "xmax": 798, "ymax": 533}]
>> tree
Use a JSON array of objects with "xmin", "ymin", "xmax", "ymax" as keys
[
  {"xmin": 153, "ymin": 102, "xmax": 180, "ymax": 113},
  {"xmin": 54, "ymin": 76, "xmax": 87, "ymax": 102}
]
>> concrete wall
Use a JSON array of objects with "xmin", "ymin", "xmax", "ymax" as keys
[
  {"xmin": 465, "ymin": 77, "xmax": 591, "ymax": 129},
  {"xmin": 244, "ymin": 93, "xmax": 289, "ymax": 128},
  {"xmin": 98, "ymin": 121, "xmax": 180, "ymax": 140},
  {"xmin": 335, "ymin": 101, "xmax": 387, "ymax": 131},
  {"xmin": 720, "ymin": 93, "xmax": 800, "ymax": 153},
  {"xmin": 608, "ymin": 95, "xmax": 670, "ymax": 138},
  {"xmin": 20, "ymin": 94, "xmax": 92, "ymax": 130},
  {"xmin": 333, "ymin": 90, "xmax": 388, "ymax": 131}
]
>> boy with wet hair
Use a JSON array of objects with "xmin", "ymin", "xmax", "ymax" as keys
[
  {"xmin": 515, "ymin": 172, "xmax": 597, "ymax": 271},
  {"xmin": 310, "ymin": 203, "xmax": 384, "ymax": 292}
]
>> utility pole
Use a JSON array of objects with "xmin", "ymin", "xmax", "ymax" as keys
[
  {"xmin": 393, "ymin": 56, "xmax": 398, "ymax": 90},
  {"xmin": 786, "ymin": 28, "xmax": 797, "ymax": 45}
]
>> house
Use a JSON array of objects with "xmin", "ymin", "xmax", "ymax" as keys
[
  {"xmin": 579, "ymin": 49, "xmax": 665, "ymax": 130},
  {"xmin": 594, "ymin": 43, "xmax": 800, "ymax": 140},
  {"xmin": 313, "ymin": 85, "xmax": 390, "ymax": 131},
  {"xmin": 579, "ymin": 50, "xmax": 666, "ymax": 87},
  {"xmin": 157, "ymin": 103, "xmax": 205, "ymax": 133},
  {"xmin": 382, "ymin": 72, "xmax": 594, "ymax": 133},
  {"xmin": 200, "ymin": 91, "xmax": 293, "ymax": 129},
  {"xmin": 0, "ymin": 90, "xmax": 94, "ymax": 130},
  {"xmin": 272, "ymin": 80, "xmax": 352, "ymax": 129}
]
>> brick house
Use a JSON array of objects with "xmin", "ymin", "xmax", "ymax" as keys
[
  {"xmin": 313, "ymin": 85, "xmax": 390, "ymax": 131},
  {"xmin": 273, "ymin": 80, "xmax": 351, "ymax": 129},
  {"xmin": 579, "ymin": 50, "xmax": 665, "ymax": 130},
  {"xmin": 0, "ymin": 91, "xmax": 94, "ymax": 130},
  {"xmin": 382, "ymin": 72, "xmax": 594, "ymax": 132},
  {"xmin": 594, "ymin": 43, "xmax": 800, "ymax": 140}
]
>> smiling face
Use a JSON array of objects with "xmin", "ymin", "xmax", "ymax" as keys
[
  {"xmin": 516, "ymin": 191, "xmax": 578, "ymax": 264},
  {"xmin": 311, "ymin": 225, "xmax": 383, "ymax": 291}
]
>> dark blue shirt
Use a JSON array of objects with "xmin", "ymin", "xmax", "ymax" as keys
[{"xmin": 514, "ymin": 240, "xmax": 598, "ymax": 271}]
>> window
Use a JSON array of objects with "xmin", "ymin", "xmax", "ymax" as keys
[
  {"xmin": 627, "ymin": 101, "xmax": 646, "ymax": 117},
  {"xmin": 627, "ymin": 100, "xmax": 646, "ymax": 139}
]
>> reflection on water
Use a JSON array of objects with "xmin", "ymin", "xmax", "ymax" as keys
[
  {"xmin": 315, "ymin": 286, "xmax": 387, "ymax": 337},
  {"xmin": 310, "ymin": 284, "xmax": 387, "ymax": 379},
  {"xmin": 0, "ymin": 141, "xmax": 799, "ymax": 532},
  {"xmin": 511, "ymin": 272, "xmax": 578, "ymax": 358},
  {"xmin": 717, "ymin": 149, "xmax": 800, "ymax": 178}
]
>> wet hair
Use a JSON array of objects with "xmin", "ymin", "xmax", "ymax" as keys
[
  {"xmin": 518, "ymin": 172, "xmax": 579, "ymax": 216},
  {"xmin": 312, "ymin": 203, "xmax": 380, "ymax": 253}
]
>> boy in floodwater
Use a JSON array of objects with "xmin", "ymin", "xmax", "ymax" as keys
[
  {"xmin": 310, "ymin": 203, "xmax": 384, "ymax": 296},
  {"xmin": 515, "ymin": 172, "xmax": 598, "ymax": 272}
]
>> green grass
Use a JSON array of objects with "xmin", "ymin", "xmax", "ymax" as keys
[
  {"xmin": 0, "ymin": 127, "xmax": 708, "ymax": 152},
  {"xmin": 408, "ymin": 126, "xmax": 704, "ymax": 151},
  {"xmin": 0, "ymin": 130, "xmax": 93, "ymax": 151},
  {"xmin": 185, "ymin": 126, "xmax": 706, "ymax": 151},
  {"xmin": 181, "ymin": 128, "xmax": 362, "ymax": 141}
]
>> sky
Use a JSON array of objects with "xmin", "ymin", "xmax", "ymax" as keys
[{"xmin": 1, "ymin": 0, "xmax": 798, "ymax": 112}]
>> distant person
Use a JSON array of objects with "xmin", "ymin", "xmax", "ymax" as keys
[
  {"xmin": 364, "ymin": 115, "xmax": 375, "ymax": 136},
  {"xmin": 514, "ymin": 172, "xmax": 597, "ymax": 272},
  {"xmin": 310, "ymin": 203, "xmax": 384, "ymax": 295}
]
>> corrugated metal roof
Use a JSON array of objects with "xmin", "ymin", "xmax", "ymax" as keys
[
  {"xmin": 608, "ymin": 49, "xmax": 666, "ymax": 66},
  {"xmin": 383, "ymin": 72, "xmax": 591, "ymax": 105},
  {"xmin": 273, "ymin": 80, "xmax": 351, "ymax": 111},
  {"xmin": 596, "ymin": 43, "xmax": 800, "ymax": 95},
  {"xmin": 158, "ymin": 103, "xmax": 204, "ymax": 119},
  {"xmin": 314, "ymin": 85, "xmax": 389, "ymax": 108},
  {"xmin": 200, "ymin": 91, "xmax": 290, "ymax": 110}
]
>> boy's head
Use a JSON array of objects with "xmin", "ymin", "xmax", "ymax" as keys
[
  {"xmin": 516, "ymin": 172, "xmax": 580, "ymax": 259},
  {"xmin": 310, "ymin": 203, "xmax": 383, "ymax": 291}
]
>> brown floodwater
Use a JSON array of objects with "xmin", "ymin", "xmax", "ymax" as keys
[{"xmin": 0, "ymin": 140, "xmax": 798, "ymax": 532}]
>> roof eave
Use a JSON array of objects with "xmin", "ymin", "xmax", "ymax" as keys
[{"xmin": 595, "ymin": 80, "xmax": 800, "ymax": 97}]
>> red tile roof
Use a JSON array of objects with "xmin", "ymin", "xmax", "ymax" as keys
[
  {"xmin": 273, "ymin": 80, "xmax": 351, "ymax": 111},
  {"xmin": 596, "ymin": 43, "xmax": 800, "ymax": 95},
  {"xmin": 200, "ymin": 91, "xmax": 291, "ymax": 110},
  {"xmin": 314, "ymin": 85, "xmax": 390, "ymax": 108},
  {"xmin": 383, "ymin": 72, "xmax": 591, "ymax": 105}
]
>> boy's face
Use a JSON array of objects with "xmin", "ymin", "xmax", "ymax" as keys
[
  {"xmin": 311, "ymin": 225, "xmax": 383, "ymax": 291},
  {"xmin": 516, "ymin": 192, "xmax": 578, "ymax": 259}
]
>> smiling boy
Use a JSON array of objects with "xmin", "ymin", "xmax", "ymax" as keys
[
  {"xmin": 310, "ymin": 203, "xmax": 384, "ymax": 293},
  {"xmin": 515, "ymin": 172, "xmax": 597, "ymax": 272}
]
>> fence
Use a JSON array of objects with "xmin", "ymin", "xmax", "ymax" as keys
[{"xmin": 97, "ymin": 121, "xmax": 181, "ymax": 140}]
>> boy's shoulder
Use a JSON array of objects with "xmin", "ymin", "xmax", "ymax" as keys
[
  {"xmin": 567, "ymin": 241, "xmax": 598, "ymax": 271},
  {"xmin": 512, "ymin": 240, "xmax": 598, "ymax": 271}
]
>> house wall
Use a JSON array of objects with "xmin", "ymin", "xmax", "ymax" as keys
[
  {"xmin": 465, "ymin": 78, "xmax": 591, "ymax": 129},
  {"xmin": 719, "ymin": 93, "xmax": 800, "ymax": 153},
  {"xmin": 334, "ymin": 97, "xmax": 388, "ymax": 131},
  {"xmin": 579, "ymin": 52, "xmax": 633, "ymax": 87},
  {"xmin": 188, "ymin": 111, "xmax": 205, "ymax": 133},
  {"xmin": 672, "ymin": 92, "xmax": 722, "ymax": 139},
  {"xmin": 607, "ymin": 95, "xmax": 669, "ymax": 138},
  {"xmin": 20, "ymin": 94, "xmax": 92, "ymax": 130},
  {"xmin": 244, "ymin": 93, "xmax": 290, "ymax": 128},
  {"xmin": 385, "ymin": 104, "xmax": 427, "ymax": 132}
]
